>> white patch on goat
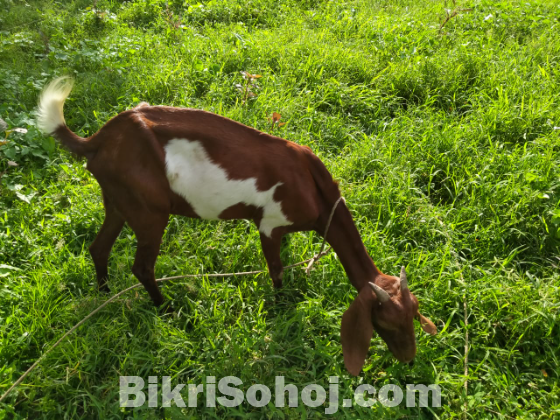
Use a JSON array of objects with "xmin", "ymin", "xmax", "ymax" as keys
[{"xmin": 164, "ymin": 139, "xmax": 292, "ymax": 237}]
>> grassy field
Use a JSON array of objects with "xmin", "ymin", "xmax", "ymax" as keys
[{"xmin": 1, "ymin": 0, "xmax": 559, "ymax": 418}]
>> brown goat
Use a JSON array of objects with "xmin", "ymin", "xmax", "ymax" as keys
[{"xmin": 37, "ymin": 77, "xmax": 436, "ymax": 376}]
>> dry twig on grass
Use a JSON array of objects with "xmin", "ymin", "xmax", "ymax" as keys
[{"xmin": 439, "ymin": 1, "xmax": 473, "ymax": 33}]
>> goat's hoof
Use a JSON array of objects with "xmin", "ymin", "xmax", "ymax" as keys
[
  {"xmin": 273, "ymin": 288, "xmax": 289, "ymax": 303},
  {"xmin": 157, "ymin": 300, "xmax": 174, "ymax": 315},
  {"xmin": 98, "ymin": 284, "xmax": 110, "ymax": 293}
]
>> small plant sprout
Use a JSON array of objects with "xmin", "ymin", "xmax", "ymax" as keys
[
  {"xmin": 38, "ymin": 29, "xmax": 50, "ymax": 55},
  {"xmin": 161, "ymin": 2, "xmax": 183, "ymax": 29},
  {"xmin": 86, "ymin": 0, "xmax": 107, "ymax": 20},
  {"xmin": 268, "ymin": 112, "xmax": 286, "ymax": 132},
  {"xmin": 238, "ymin": 71, "xmax": 261, "ymax": 104},
  {"xmin": 439, "ymin": 0, "xmax": 472, "ymax": 33}
]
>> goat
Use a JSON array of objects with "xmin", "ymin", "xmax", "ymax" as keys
[{"xmin": 37, "ymin": 77, "xmax": 437, "ymax": 376}]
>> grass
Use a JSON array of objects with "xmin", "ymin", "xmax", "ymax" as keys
[{"xmin": 1, "ymin": 0, "xmax": 559, "ymax": 418}]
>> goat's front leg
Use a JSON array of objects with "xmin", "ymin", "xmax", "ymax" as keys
[
  {"xmin": 259, "ymin": 232, "xmax": 284, "ymax": 288},
  {"xmin": 130, "ymin": 213, "xmax": 169, "ymax": 307},
  {"xmin": 89, "ymin": 202, "xmax": 125, "ymax": 292}
]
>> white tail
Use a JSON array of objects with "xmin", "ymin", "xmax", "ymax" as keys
[{"xmin": 36, "ymin": 77, "xmax": 74, "ymax": 135}]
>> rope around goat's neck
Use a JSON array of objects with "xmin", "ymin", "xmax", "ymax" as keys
[
  {"xmin": 305, "ymin": 195, "xmax": 345, "ymax": 275},
  {"xmin": 0, "ymin": 196, "xmax": 345, "ymax": 403}
]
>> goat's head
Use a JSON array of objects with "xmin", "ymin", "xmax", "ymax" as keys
[{"xmin": 340, "ymin": 267, "xmax": 437, "ymax": 375}]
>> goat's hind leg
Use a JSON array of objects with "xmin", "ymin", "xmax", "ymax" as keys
[
  {"xmin": 129, "ymin": 212, "xmax": 169, "ymax": 307},
  {"xmin": 89, "ymin": 201, "xmax": 125, "ymax": 292},
  {"xmin": 259, "ymin": 231, "xmax": 284, "ymax": 289}
]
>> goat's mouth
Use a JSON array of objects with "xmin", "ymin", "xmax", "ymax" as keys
[
  {"xmin": 388, "ymin": 346, "xmax": 416, "ymax": 364},
  {"xmin": 401, "ymin": 356, "xmax": 415, "ymax": 364},
  {"xmin": 394, "ymin": 354, "xmax": 415, "ymax": 364}
]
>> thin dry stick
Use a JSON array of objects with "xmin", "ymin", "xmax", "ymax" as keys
[
  {"xmin": 463, "ymin": 291, "xmax": 469, "ymax": 420},
  {"xmin": 452, "ymin": 256, "xmax": 469, "ymax": 420},
  {"xmin": 484, "ymin": 408, "xmax": 515, "ymax": 420},
  {"xmin": 0, "ymin": 197, "xmax": 345, "ymax": 403},
  {"xmin": 439, "ymin": 4, "xmax": 473, "ymax": 33},
  {"xmin": 434, "ymin": 216, "xmax": 469, "ymax": 420}
]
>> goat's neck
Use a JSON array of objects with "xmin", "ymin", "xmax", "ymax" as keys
[{"xmin": 323, "ymin": 201, "xmax": 381, "ymax": 291}]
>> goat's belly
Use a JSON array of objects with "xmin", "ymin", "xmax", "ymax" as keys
[{"xmin": 164, "ymin": 138, "xmax": 292, "ymax": 237}]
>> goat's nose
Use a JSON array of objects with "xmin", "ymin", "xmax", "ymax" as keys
[{"xmin": 408, "ymin": 359, "xmax": 415, "ymax": 367}]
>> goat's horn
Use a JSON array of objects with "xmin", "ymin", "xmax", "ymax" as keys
[
  {"xmin": 369, "ymin": 282, "xmax": 391, "ymax": 303},
  {"xmin": 400, "ymin": 266, "xmax": 409, "ymax": 293}
]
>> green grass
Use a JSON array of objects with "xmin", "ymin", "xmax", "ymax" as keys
[{"xmin": 1, "ymin": 0, "xmax": 559, "ymax": 418}]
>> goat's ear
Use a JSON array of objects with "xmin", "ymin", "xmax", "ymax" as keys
[
  {"xmin": 341, "ymin": 287, "xmax": 374, "ymax": 376},
  {"xmin": 415, "ymin": 311, "xmax": 437, "ymax": 335}
]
